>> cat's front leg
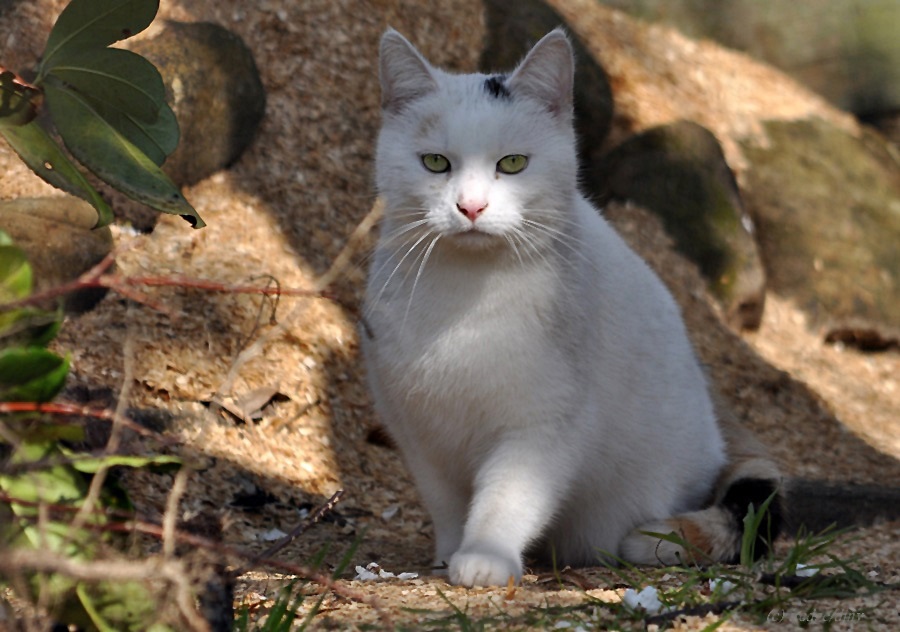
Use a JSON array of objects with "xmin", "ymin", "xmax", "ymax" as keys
[
  {"xmin": 449, "ymin": 439, "xmax": 572, "ymax": 587},
  {"xmin": 402, "ymin": 449, "xmax": 468, "ymax": 570}
]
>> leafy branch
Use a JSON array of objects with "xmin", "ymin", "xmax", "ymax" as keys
[
  {"xmin": 0, "ymin": 485, "xmax": 391, "ymax": 629},
  {"xmin": 0, "ymin": 225, "xmax": 183, "ymax": 629},
  {"xmin": 0, "ymin": 198, "xmax": 383, "ymax": 628},
  {"xmin": 0, "ymin": 0, "xmax": 203, "ymax": 228}
]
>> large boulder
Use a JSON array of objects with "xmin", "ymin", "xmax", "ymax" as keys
[
  {"xmin": 590, "ymin": 121, "xmax": 766, "ymax": 330},
  {"xmin": 596, "ymin": 0, "xmax": 900, "ymax": 118},
  {"xmin": 131, "ymin": 21, "xmax": 266, "ymax": 188},
  {"xmin": 740, "ymin": 119, "xmax": 900, "ymax": 348},
  {"xmin": 480, "ymin": 0, "xmax": 614, "ymax": 168},
  {"xmin": 106, "ymin": 21, "xmax": 267, "ymax": 230}
]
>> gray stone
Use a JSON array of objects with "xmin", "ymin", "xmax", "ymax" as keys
[
  {"xmin": 589, "ymin": 121, "xmax": 767, "ymax": 330},
  {"xmin": 740, "ymin": 119, "xmax": 900, "ymax": 343},
  {"xmin": 0, "ymin": 196, "xmax": 113, "ymax": 313},
  {"xmin": 481, "ymin": 0, "xmax": 614, "ymax": 168}
]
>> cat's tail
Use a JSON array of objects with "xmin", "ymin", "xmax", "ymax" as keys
[{"xmin": 620, "ymin": 417, "xmax": 784, "ymax": 566}]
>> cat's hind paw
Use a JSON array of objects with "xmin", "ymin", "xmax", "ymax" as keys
[{"xmin": 448, "ymin": 547, "xmax": 522, "ymax": 587}]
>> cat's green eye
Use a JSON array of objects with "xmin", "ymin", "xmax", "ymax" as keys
[
  {"xmin": 422, "ymin": 153, "xmax": 451, "ymax": 173},
  {"xmin": 497, "ymin": 154, "xmax": 529, "ymax": 175}
]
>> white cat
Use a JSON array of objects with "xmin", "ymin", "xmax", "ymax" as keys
[{"xmin": 362, "ymin": 28, "xmax": 782, "ymax": 587}]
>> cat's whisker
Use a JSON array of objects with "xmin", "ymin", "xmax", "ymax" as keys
[
  {"xmin": 526, "ymin": 212, "xmax": 597, "ymax": 250},
  {"xmin": 508, "ymin": 226, "xmax": 567, "ymax": 290},
  {"xmin": 521, "ymin": 218, "xmax": 595, "ymax": 268},
  {"xmin": 357, "ymin": 218, "xmax": 430, "ymax": 271},
  {"xmin": 507, "ymin": 225, "xmax": 550, "ymax": 270},
  {"xmin": 402, "ymin": 233, "xmax": 441, "ymax": 330},
  {"xmin": 385, "ymin": 210, "xmax": 429, "ymax": 221},
  {"xmin": 503, "ymin": 234, "xmax": 527, "ymax": 268},
  {"xmin": 363, "ymin": 219, "xmax": 431, "ymax": 276},
  {"xmin": 521, "ymin": 216, "xmax": 589, "ymax": 249},
  {"xmin": 527, "ymin": 209, "xmax": 582, "ymax": 225},
  {"xmin": 366, "ymin": 229, "xmax": 435, "ymax": 316},
  {"xmin": 379, "ymin": 218, "xmax": 430, "ymax": 246},
  {"xmin": 364, "ymin": 232, "xmax": 419, "ymax": 287},
  {"xmin": 517, "ymin": 220, "xmax": 605, "ymax": 308}
]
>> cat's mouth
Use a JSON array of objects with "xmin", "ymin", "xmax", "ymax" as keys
[{"xmin": 449, "ymin": 226, "xmax": 505, "ymax": 250}]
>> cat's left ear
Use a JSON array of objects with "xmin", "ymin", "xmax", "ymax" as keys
[{"xmin": 508, "ymin": 28, "xmax": 574, "ymax": 120}]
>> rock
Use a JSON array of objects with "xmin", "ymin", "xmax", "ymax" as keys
[
  {"xmin": 131, "ymin": 21, "xmax": 266, "ymax": 187},
  {"xmin": 596, "ymin": 0, "xmax": 900, "ymax": 118},
  {"xmin": 740, "ymin": 119, "xmax": 900, "ymax": 342},
  {"xmin": 824, "ymin": 322, "xmax": 899, "ymax": 353},
  {"xmin": 0, "ymin": 197, "xmax": 113, "ymax": 313},
  {"xmin": 864, "ymin": 111, "xmax": 900, "ymax": 149},
  {"xmin": 481, "ymin": 0, "xmax": 614, "ymax": 168},
  {"xmin": 589, "ymin": 121, "xmax": 766, "ymax": 329},
  {"xmin": 109, "ymin": 21, "xmax": 266, "ymax": 231}
]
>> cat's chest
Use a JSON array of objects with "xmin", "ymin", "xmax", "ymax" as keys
[{"xmin": 369, "ymin": 259, "xmax": 564, "ymax": 387}]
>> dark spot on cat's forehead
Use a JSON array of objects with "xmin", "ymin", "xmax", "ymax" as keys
[{"xmin": 483, "ymin": 75, "xmax": 511, "ymax": 100}]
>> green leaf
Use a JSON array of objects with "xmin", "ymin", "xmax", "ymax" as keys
[
  {"xmin": 78, "ymin": 580, "xmax": 171, "ymax": 632},
  {"xmin": 0, "ymin": 442, "xmax": 87, "ymax": 510},
  {"xmin": 0, "ymin": 307, "xmax": 63, "ymax": 349},
  {"xmin": 74, "ymin": 91, "xmax": 179, "ymax": 167},
  {"xmin": 47, "ymin": 48, "xmax": 166, "ymax": 124},
  {"xmin": 65, "ymin": 453, "xmax": 182, "ymax": 474},
  {"xmin": 76, "ymin": 583, "xmax": 120, "ymax": 632},
  {"xmin": 0, "ymin": 122, "xmax": 113, "ymax": 227},
  {"xmin": 44, "ymin": 81, "xmax": 204, "ymax": 228},
  {"xmin": 39, "ymin": 0, "xmax": 160, "ymax": 77},
  {"xmin": 739, "ymin": 489, "xmax": 778, "ymax": 567},
  {"xmin": 0, "ymin": 70, "xmax": 40, "ymax": 127},
  {"xmin": 0, "ymin": 347, "xmax": 69, "ymax": 402},
  {"xmin": 0, "ymin": 242, "xmax": 32, "ymax": 301},
  {"xmin": 14, "ymin": 422, "xmax": 85, "ymax": 443},
  {"xmin": 98, "ymin": 476, "xmax": 135, "ymax": 514},
  {"xmin": 87, "ymin": 94, "xmax": 180, "ymax": 166},
  {"xmin": 120, "ymin": 101, "xmax": 178, "ymax": 166},
  {"xmin": 0, "ymin": 238, "xmax": 63, "ymax": 345}
]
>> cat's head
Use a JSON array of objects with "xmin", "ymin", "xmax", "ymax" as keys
[{"xmin": 375, "ymin": 29, "xmax": 578, "ymax": 253}]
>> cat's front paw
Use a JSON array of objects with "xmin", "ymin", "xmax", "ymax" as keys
[{"xmin": 448, "ymin": 547, "xmax": 522, "ymax": 587}]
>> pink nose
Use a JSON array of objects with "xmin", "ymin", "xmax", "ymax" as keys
[{"xmin": 457, "ymin": 200, "xmax": 487, "ymax": 222}]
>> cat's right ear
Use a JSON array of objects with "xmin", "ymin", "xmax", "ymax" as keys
[
  {"xmin": 508, "ymin": 28, "xmax": 574, "ymax": 120},
  {"xmin": 379, "ymin": 29, "xmax": 438, "ymax": 114}
]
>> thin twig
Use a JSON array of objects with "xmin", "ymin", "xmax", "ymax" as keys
[
  {"xmin": 314, "ymin": 197, "xmax": 383, "ymax": 292},
  {"xmin": 0, "ymin": 249, "xmax": 118, "ymax": 312},
  {"xmin": 232, "ymin": 488, "xmax": 345, "ymax": 577},
  {"xmin": 209, "ymin": 199, "xmax": 381, "ymax": 416},
  {"xmin": 0, "ymin": 400, "xmax": 169, "ymax": 440},
  {"xmin": 0, "ymin": 547, "xmax": 174, "ymax": 584},
  {"xmin": 0, "ymin": 247, "xmax": 338, "ymax": 316},
  {"xmin": 644, "ymin": 600, "xmax": 743, "ymax": 627},
  {"xmin": 113, "ymin": 274, "xmax": 322, "ymax": 298},
  {"xmin": 163, "ymin": 466, "xmax": 190, "ymax": 559},
  {"xmin": 65, "ymin": 309, "xmax": 135, "ymax": 541}
]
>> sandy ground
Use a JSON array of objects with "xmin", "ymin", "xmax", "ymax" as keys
[{"xmin": 1, "ymin": 1, "xmax": 897, "ymax": 630}]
